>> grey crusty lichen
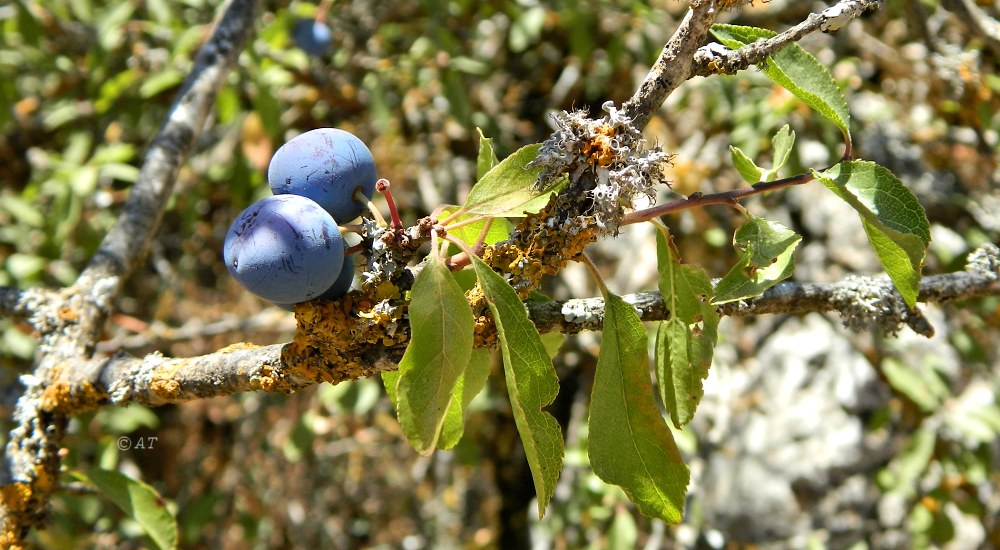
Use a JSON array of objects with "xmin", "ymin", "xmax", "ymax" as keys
[{"xmin": 529, "ymin": 101, "xmax": 674, "ymax": 233}]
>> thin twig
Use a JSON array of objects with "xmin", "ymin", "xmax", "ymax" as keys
[
  {"xmin": 622, "ymin": 172, "xmax": 815, "ymax": 225},
  {"xmin": 690, "ymin": 0, "xmax": 882, "ymax": 78}
]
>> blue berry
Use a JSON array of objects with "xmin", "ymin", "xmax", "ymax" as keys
[
  {"xmin": 224, "ymin": 194, "xmax": 345, "ymax": 304},
  {"xmin": 292, "ymin": 19, "xmax": 332, "ymax": 56},
  {"xmin": 267, "ymin": 128, "xmax": 377, "ymax": 223},
  {"xmin": 319, "ymin": 254, "xmax": 356, "ymax": 300}
]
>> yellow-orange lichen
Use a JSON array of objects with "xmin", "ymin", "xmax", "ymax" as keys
[
  {"xmin": 373, "ymin": 280, "xmax": 402, "ymax": 301},
  {"xmin": 39, "ymin": 380, "xmax": 106, "ymax": 414},
  {"xmin": 57, "ymin": 306, "xmax": 78, "ymax": 323},
  {"xmin": 249, "ymin": 364, "xmax": 280, "ymax": 392},
  {"xmin": 285, "ymin": 182, "xmax": 601, "ymax": 380},
  {"xmin": 0, "ymin": 482, "xmax": 32, "ymax": 512},
  {"xmin": 1, "ymin": 468, "xmax": 57, "ymax": 549},
  {"xmin": 582, "ymin": 123, "xmax": 617, "ymax": 167},
  {"xmin": 150, "ymin": 363, "xmax": 182, "ymax": 401},
  {"xmin": 284, "ymin": 292, "xmax": 410, "ymax": 385}
]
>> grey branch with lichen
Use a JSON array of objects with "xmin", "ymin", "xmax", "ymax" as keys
[
  {"xmin": 0, "ymin": 0, "xmax": 262, "ymax": 543},
  {"xmin": 691, "ymin": 0, "xmax": 882, "ymax": 78},
  {"xmin": 27, "ymin": 244, "xmax": 1000, "ymax": 412}
]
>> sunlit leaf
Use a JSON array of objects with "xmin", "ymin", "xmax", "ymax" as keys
[
  {"xmin": 655, "ymin": 229, "xmax": 719, "ymax": 428},
  {"xmin": 462, "ymin": 143, "xmax": 563, "ymax": 217},
  {"xmin": 85, "ymin": 468, "xmax": 178, "ymax": 550},
  {"xmin": 763, "ymin": 124, "xmax": 795, "ymax": 181},
  {"xmin": 729, "ymin": 145, "xmax": 762, "ymax": 184},
  {"xmin": 471, "ymin": 255, "xmax": 563, "ymax": 517},
  {"xmin": 711, "ymin": 24, "xmax": 851, "ymax": 141},
  {"xmin": 713, "ymin": 215, "xmax": 801, "ymax": 304},
  {"xmin": 814, "ymin": 161, "xmax": 930, "ymax": 308},
  {"xmin": 476, "ymin": 127, "xmax": 500, "ymax": 180},
  {"xmin": 395, "ymin": 254, "xmax": 475, "ymax": 455},
  {"xmin": 440, "ymin": 208, "xmax": 513, "ymax": 251},
  {"xmin": 590, "ymin": 291, "xmax": 689, "ymax": 523}
]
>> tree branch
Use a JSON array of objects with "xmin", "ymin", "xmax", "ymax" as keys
[
  {"xmin": 690, "ymin": 0, "xmax": 882, "ymax": 78},
  {"xmin": 37, "ymin": 244, "xmax": 1000, "ymax": 412},
  {"xmin": 0, "ymin": 287, "xmax": 58, "ymax": 321},
  {"xmin": 941, "ymin": 0, "xmax": 1000, "ymax": 60},
  {"xmin": 622, "ymin": 171, "xmax": 815, "ymax": 226},
  {"xmin": 620, "ymin": 0, "xmax": 720, "ymax": 129},
  {"xmin": 1, "ymin": 0, "xmax": 261, "ymax": 544}
]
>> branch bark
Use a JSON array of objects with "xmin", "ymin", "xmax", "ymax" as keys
[
  {"xmin": 620, "ymin": 0, "xmax": 720, "ymax": 129},
  {"xmin": 0, "ymin": 0, "xmax": 261, "ymax": 544},
  {"xmin": 33, "ymin": 244, "xmax": 1000, "ymax": 412},
  {"xmin": 690, "ymin": 0, "xmax": 882, "ymax": 78}
]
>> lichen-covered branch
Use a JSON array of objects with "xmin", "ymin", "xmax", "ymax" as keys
[
  {"xmin": 691, "ymin": 0, "xmax": 882, "ymax": 77},
  {"xmin": 620, "ymin": 0, "xmax": 720, "ymax": 129},
  {"xmin": 1, "ymin": 1, "xmax": 261, "ymax": 545},
  {"xmin": 34, "ymin": 244, "xmax": 1000, "ymax": 414},
  {"xmin": 534, "ymin": 243, "xmax": 1000, "ymax": 337},
  {"xmin": 0, "ymin": 287, "xmax": 58, "ymax": 321}
]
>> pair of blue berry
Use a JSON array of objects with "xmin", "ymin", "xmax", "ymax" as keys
[{"xmin": 223, "ymin": 128, "xmax": 376, "ymax": 307}]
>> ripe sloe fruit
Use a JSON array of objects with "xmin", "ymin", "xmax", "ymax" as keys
[
  {"xmin": 293, "ymin": 19, "xmax": 332, "ymax": 56},
  {"xmin": 267, "ymin": 128, "xmax": 377, "ymax": 223},
  {"xmin": 224, "ymin": 194, "xmax": 345, "ymax": 305},
  {"xmin": 319, "ymin": 254, "xmax": 356, "ymax": 300}
]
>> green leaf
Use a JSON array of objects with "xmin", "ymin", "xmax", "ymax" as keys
[
  {"xmin": 729, "ymin": 145, "xmax": 762, "ymax": 184},
  {"xmin": 139, "ymin": 68, "xmax": 184, "ymax": 99},
  {"xmin": 440, "ymin": 208, "xmax": 513, "ymax": 251},
  {"xmin": 476, "ymin": 127, "xmax": 500, "ymax": 180},
  {"xmin": 462, "ymin": 143, "xmax": 563, "ymax": 217},
  {"xmin": 949, "ymin": 403, "xmax": 1000, "ymax": 445},
  {"xmin": 438, "ymin": 347, "xmax": 491, "ymax": 449},
  {"xmin": 762, "ymin": 124, "xmax": 795, "ymax": 182},
  {"xmin": 85, "ymin": 468, "xmax": 178, "ymax": 550},
  {"xmin": 589, "ymin": 291, "xmax": 690, "ymax": 524},
  {"xmin": 540, "ymin": 331, "xmax": 565, "ymax": 359},
  {"xmin": 711, "ymin": 24, "xmax": 851, "ymax": 141},
  {"xmin": 395, "ymin": 254, "xmax": 475, "ymax": 455},
  {"xmin": 0, "ymin": 196, "xmax": 45, "ymax": 227},
  {"xmin": 878, "ymin": 427, "xmax": 936, "ymax": 497},
  {"xmin": 881, "ymin": 357, "xmax": 949, "ymax": 413},
  {"xmin": 509, "ymin": 6, "xmax": 546, "ymax": 53},
  {"xmin": 470, "ymin": 255, "xmax": 563, "ymax": 517},
  {"xmin": 713, "ymin": 215, "xmax": 802, "ymax": 304},
  {"xmin": 381, "ymin": 370, "xmax": 400, "ymax": 406},
  {"xmin": 654, "ymin": 229, "xmax": 719, "ymax": 428},
  {"xmin": 814, "ymin": 161, "xmax": 930, "ymax": 307},
  {"xmin": 608, "ymin": 506, "xmax": 639, "ymax": 550}
]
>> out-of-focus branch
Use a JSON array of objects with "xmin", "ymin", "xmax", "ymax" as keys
[
  {"xmin": 94, "ymin": 310, "xmax": 296, "ymax": 354},
  {"xmin": 620, "ymin": 0, "xmax": 720, "ymax": 129},
  {"xmin": 691, "ymin": 0, "xmax": 882, "ymax": 77},
  {"xmin": 941, "ymin": 0, "xmax": 1000, "ymax": 59},
  {"xmin": 38, "ymin": 244, "xmax": 1000, "ymax": 412},
  {"xmin": 0, "ymin": 1, "xmax": 261, "ymax": 545}
]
